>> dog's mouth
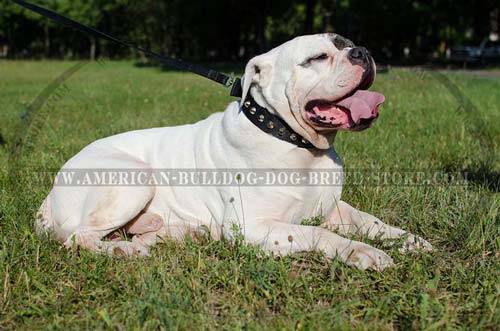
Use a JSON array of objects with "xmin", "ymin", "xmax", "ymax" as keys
[
  {"xmin": 304, "ymin": 89, "xmax": 385, "ymax": 130},
  {"xmin": 304, "ymin": 66, "xmax": 385, "ymax": 131}
]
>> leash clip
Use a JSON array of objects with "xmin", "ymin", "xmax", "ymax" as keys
[
  {"xmin": 229, "ymin": 77, "xmax": 242, "ymax": 98},
  {"xmin": 224, "ymin": 77, "xmax": 235, "ymax": 87}
]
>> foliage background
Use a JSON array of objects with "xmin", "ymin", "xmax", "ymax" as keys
[{"xmin": 0, "ymin": 0, "xmax": 499, "ymax": 63}]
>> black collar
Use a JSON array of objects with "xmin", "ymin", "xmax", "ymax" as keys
[{"xmin": 241, "ymin": 94, "xmax": 316, "ymax": 149}]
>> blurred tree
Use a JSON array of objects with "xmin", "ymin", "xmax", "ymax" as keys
[
  {"xmin": 304, "ymin": 0, "xmax": 317, "ymax": 34},
  {"xmin": 0, "ymin": 0, "xmax": 498, "ymax": 64}
]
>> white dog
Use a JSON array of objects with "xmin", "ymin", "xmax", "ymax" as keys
[{"xmin": 36, "ymin": 34, "xmax": 431, "ymax": 270}]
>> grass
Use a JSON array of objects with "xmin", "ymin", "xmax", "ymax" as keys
[{"xmin": 0, "ymin": 60, "xmax": 499, "ymax": 330}]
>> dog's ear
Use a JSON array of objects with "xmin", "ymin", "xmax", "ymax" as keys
[{"xmin": 240, "ymin": 54, "xmax": 273, "ymax": 102}]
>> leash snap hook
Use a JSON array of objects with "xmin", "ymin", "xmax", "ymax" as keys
[
  {"xmin": 224, "ymin": 77, "xmax": 235, "ymax": 88},
  {"xmin": 229, "ymin": 77, "xmax": 243, "ymax": 98}
]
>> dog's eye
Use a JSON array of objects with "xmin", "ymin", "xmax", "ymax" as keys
[
  {"xmin": 310, "ymin": 53, "xmax": 329, "ymax": 62},
  {"xmin": 300, "ymin": 53, "xmax": 329, "ymax": 67}
]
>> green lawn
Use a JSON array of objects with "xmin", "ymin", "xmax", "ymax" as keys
[{"xmin": 1, "ymin": 61, "xmax": 499, "ymax": 330}]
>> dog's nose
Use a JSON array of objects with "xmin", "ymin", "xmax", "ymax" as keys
[{"xmin": 348, "ymin": 47, "xmax": 369, "ymax": 61}]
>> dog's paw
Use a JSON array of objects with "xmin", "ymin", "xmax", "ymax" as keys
[
  {"xmin": 399, "ymin": 234, "xmax": 433, "ymax": 253},
  {"xmin": 345, "ymin": 243, "xmax": 394, "ymax": 271}
]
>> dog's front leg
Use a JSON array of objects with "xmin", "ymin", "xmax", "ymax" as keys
[
  {"xmin": 243, "ymin": 219, "xmax": 393, "ymax": 270},
  {"xmin": 324, "ymin": 201, "xmax": 432, "ymax": 252}
]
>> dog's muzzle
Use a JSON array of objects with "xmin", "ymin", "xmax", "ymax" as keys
[
  {"xmin": 304, "ymin": 51, "xmax": 384, "ymax": 131},
  {"xmin": 347, "ymin": 47, "xmax": 376, "ymax": 91}
]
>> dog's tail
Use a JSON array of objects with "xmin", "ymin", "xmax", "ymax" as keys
[{"xmin": 35, "ymin": 193, "xmax": 54, "ymax": 237}]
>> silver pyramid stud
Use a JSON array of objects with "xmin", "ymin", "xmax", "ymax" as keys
[{"xmin": 250, "ymin": 107, "xmax": 256, "ymax": 114}]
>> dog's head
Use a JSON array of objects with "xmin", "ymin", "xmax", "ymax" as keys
[{"xmin": 240, "ymin": 33, "xmax": 385, "ymax": 149}]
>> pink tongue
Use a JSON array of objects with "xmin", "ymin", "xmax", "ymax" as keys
[{"xmin": 336, "ymin": 90, "xmax": 385, "ymax": 124}]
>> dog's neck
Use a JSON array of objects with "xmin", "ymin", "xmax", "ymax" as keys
[
  {"xmin": 240, "ymin": 93, "xmax": 317, "ymax": 149},
  {"xmin": 246, "ymin": 87, "xmax": 337, "ymax": 150}
]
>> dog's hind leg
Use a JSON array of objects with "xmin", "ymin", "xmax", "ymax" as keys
[
  {"xmin": 35, "ymin": 195, "xmax": 53, "ymax": 237},
  {"xmin": 63, "ymin": 185, "xmax": 157, "ymax": 257},
  {"xmin": 113, "ymin": 212, "xmax": 168, "ymax": 248},
  {"xmin": 125, "ymin": 212, "xmax": 163, "ymax": 235},
  {"xmin": 130, "ymin": 218, "xmax": 197, "ymax": 247}
]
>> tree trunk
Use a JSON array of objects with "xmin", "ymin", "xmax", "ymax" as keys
[
  {"xmin": 304, "ymin": 0, "xmax": 317, "ymax": 34},
  {"xmin": 256, "ymin": 2, "xmax": 269, "ymax": 53},
  {"xmin": 321, "ymin": 0, "xmax": 335, "ymax": 32},
  {"xmin": 90, "ymin": 38, "xmax": 96, "ymax": 61},
  {"xmin": 6, "ymin": 28, "xmax": 11, "ymax": 58},
  {"xmin": 346, "ymin": 1, "xmax": 354, "ymax": 38},
  {"xmin": 44, "ymin": 24, "xmax": 50, "ymax": 58},
  {"xmin": 490, "ymin": 8, "xmax": 499, "ymax": 36}
]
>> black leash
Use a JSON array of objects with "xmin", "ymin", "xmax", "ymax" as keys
[{"xmin": 12, "ymin": 0, "xmax": 243, "ymax": 97}]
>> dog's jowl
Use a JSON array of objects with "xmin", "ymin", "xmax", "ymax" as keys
[{"xmin": 36, "ymin": 34, "xmax": 431, "ymax": 270}]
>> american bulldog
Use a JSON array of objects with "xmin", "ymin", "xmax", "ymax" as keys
[{"xmin": 36, "ymin": 33, "xmax": 431, "ymax": 270}]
